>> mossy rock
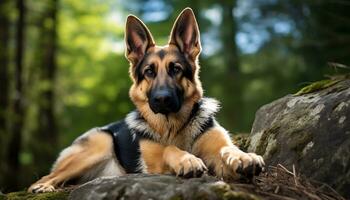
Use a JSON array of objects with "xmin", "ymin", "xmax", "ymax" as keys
[
  {"xmin": 248, "ymin": 78, "xmax": 350, "ymax": 198},
  {"xmin": 4, "ymin": 191, "xmax": 69, "ymax": 200},
  {"xmin": 4, "ymin": 172, "xmax": 343, "ymax": 200}
]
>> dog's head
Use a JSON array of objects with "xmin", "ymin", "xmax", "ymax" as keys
[{"xmin": 125, "ymin": 8, "xmax": 203, "ymax": 115}]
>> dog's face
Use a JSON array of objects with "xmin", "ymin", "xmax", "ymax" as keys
[{"xmin": 125, "ymin": 8, "xmax": 203, "ymax": 115}]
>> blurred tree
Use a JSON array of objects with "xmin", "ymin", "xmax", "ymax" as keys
[
  {"xmin": 7, "ymin": 0, "xmax": 26, "ymax": 190},
  {"xmin": 218, "ymin": 0, "xmax": 244, "ymax": 132},
  {"xmin": 0, "ymin": 0, "xmax": 10, "ymax": 156},
  {"xmin": 0, "ymin": 0, "xmax": 11, "ymax": 190},
  {"xmin": 296, "ymin": 1, "xmax": 350, "ymax": 77},
  {"xmin": 33, "ymin": 0, "xmax": 59, "ymax": 176}
]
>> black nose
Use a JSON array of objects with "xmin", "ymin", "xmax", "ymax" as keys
[
  {"xmin": 154, "ymin": 91, "xmax": 171, "ymax": 105},
  {"xmin": 149, "ymin": 89, "xmax": 179, "ymax": 114}
]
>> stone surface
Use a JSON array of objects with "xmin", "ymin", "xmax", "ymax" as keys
[
  {"xmin": 68, "ymin": 174, "xmax": 259, "ymax": 200},
  {"xmin": 248, "ymin": 78, "xmax": 350, "ymax": 198}
]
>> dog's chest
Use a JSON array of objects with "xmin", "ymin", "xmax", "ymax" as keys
[
  {"xmin": 159, "ymin": 129, "xmax": 195, "ymax": 151},
  {"xmin": 101, "ymin": 97, "xmax": 219, "ymax": 173}
]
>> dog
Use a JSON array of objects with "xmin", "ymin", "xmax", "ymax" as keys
[{"xmin": 28, "ymin": 8, "xmax": 264, "ymax": 193}]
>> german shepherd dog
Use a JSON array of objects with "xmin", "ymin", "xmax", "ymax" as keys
[{"xmin": 28, "ymin": 8, "xmax": 264, "ymax": 193}]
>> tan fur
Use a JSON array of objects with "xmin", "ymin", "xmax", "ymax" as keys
[
  {"xmin": 140, "ymin": 140, "xmax": 206, "ymax": 175},
  {"xmin": 139, "ymin": 140, "xmax": 169, "ymax": 174},
  {"xmin": 28, "ymin": 130, "xmax": 125, "ymax": 193}
]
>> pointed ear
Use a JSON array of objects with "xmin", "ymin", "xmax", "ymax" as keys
[
  {"xmin": 125, "ymin": 15, "xmax": 155, "ymax": 65},
  {"xmin": 169, "ymin": 8, "xmax": 201, "ymax": 60}
]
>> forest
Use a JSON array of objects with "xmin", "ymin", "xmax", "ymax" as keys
[{"xmin": 0, "ymin": 0, "xmax": 349, "ymax": 194}]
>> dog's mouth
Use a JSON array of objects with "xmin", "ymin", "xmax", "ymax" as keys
[{"xmin": 149, "ymin": 102, "xmax": 181, "ymax": 115}]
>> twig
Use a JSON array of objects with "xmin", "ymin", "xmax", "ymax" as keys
[
  {"xmin": 277, "ymin": 164, "xmax": 294, "ymax": 176},
  {"xmin": 274, "ymin": 185, "xmax": 280, "ymax": 194},
  {"xmin": 292, "ymin": 164, "xmax": 298, "ymax": 186}
]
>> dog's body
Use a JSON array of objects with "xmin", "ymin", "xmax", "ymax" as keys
[{"xmin": 28, "ymin": 8, "xmax": 264, "ymax": 193}]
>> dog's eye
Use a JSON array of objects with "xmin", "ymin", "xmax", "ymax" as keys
[
  {"xmin": 144, "ymin": 68, "xmax": 155, "ymax": 78},
  {"xmin": 170, "ymin": 62, "xmax": 182, "ymax": 75}
]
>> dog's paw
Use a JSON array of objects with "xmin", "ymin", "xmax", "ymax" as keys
[
  {"xmin": 173, "ymin": 153, "xmax": 207, "ymax": 178},
  {"xmin": 28, "ymin": 183, "xmax": 56, "ymax": 193},
  {"xmin": 220, "ymin": 146, "xmax": 265, "ymax": 177}
]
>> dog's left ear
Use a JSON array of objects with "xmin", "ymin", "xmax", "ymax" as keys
[{"xmin": 169, "ymin": 8, "xmax": 201, "ymax": 60}]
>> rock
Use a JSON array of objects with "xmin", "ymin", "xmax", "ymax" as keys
[
  {"xmin": 69, "ymin": 174, "xmax": 259, "ymax": 200},
  {"xmin": 69, "ymin": 168, "xmax": 344, "ymax": 200},
  {"xmin": 248, "ymin": 78, "xmax": 350, "ymax": 198},
  {"xmin": 4, "ymin": 167, "xmax": 343, "ymax": 200}
]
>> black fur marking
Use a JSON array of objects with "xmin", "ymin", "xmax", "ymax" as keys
[
  {"xmin": 181, "ymin": 99, "xmax": 215, "ymax": 145},
  {"xmin": 134, "ymin": 52, "xmax": 152, "ymax": 84},
  {"xmin": 192, "ymin": 117, "xmax": 214, "ymax": 142},
  {"xmin": 99, "ymin": 120, "xmax": 142, "ymax": 173},
  {"xmin": 157, "ymin": 49, "xmax": 166, "ymax": 60},
  {"xmin": 173, "ymin": 51, "xmax": 194, "ymax": 81}
]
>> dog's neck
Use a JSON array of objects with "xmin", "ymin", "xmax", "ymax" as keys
[{"xmin": 125, "ymin": 97, "xmax": 220, "ymax": 149}]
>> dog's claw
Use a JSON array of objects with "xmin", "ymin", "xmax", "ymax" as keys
[{"xmin": 28, "ymin": 183, "xmax": 56, "ymax": 193}]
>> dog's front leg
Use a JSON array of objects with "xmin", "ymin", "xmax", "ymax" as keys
[
  {"xmin": 139, "ymin": 140, "xmax": 207, "ymax": 177},
  {"xmin": 192, "ymin": 125, "xmax": 265, "ymax": 179}
]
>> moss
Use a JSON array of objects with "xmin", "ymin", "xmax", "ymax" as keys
[
  {"xmin": 5, "ymin": 191, "xmax": 69, "ymax": 200},
  {"xmin": 232, "ymin": 134, "xmax": 250, "ymax": 152},
  {"xmin": 255, "ymin": 126, "xmax": 280, "ymax": 156},
  {"xmin": 211, "ymin": 183, "xmax": 260, "ymax": 200},
  {"xmin": 170, "ymin": 195, "xmax": 183, "ymax": 200},
  {"xmin": 221, "ymin": 190, "xmax": 260, "ymax": 200},
  {"xmin": 294, "ymin": 79, "xmax": 341, "ymax": 96}
]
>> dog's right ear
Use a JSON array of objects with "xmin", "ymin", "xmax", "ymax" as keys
[
  {"xmin": 169, "ymin": 8, "xmax": 201, "ymax": 61},
  {"xmin": 125, "ymin": 15, "xmax": 155, "ymax": 65}
]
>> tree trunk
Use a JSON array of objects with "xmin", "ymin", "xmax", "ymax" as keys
[
  {"xmin": 39, "ymin": 0, "xmax": 58, "ymax": 145},
  {"xmin": 34, "ymin": 0, "xmax": 59, "ymax": 174},
  {"xmin": 0, "ymin": 0, "xmax": 10, "ymax": 153},
  {"xmin": 219, "ymin": 1, "xmax": 244, "ymax": 132},
  {"xmin": 0, "ymin": 0, "xmax": 11, "ymax": 189},
  {"xmin": 7, "ymin": 0, "xmax": 26, "ymax": 190},
  {"xmin": 221, "ymin": 1, "xmax": 240, "ymax": 75}
]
